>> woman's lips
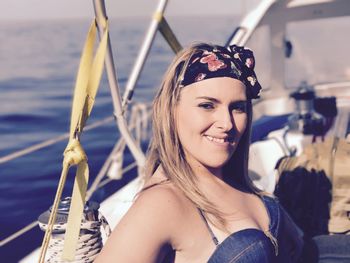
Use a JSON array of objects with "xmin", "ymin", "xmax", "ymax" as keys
[{"xmin": 204, "ymin": 135, "xmax": 234, "ymax": 146}]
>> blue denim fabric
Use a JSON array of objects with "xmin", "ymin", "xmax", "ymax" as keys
[
  {"xmin": 207, "ymin": 196, "xmax": 287, "ymax": 263},
  {"xmin": 207, "ymin": 229, "xmax": 276, "ymax": 263}
]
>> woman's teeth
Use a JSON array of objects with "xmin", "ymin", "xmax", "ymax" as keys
[{"xmin": 205, "ymin": 135, "xmax": 226, "ymax": 144}]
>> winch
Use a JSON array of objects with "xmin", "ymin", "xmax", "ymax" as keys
[{"xmin": 38, "ymin": 197, "xmax": 110, "ymax": 262}]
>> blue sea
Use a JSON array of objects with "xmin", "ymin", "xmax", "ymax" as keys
[{"xmin": 0, "ymin": 16, "xmax": 241, "ymax": 262}]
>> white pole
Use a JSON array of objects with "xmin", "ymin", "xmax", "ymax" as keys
[
  {"xmin": 122, "ymin": 0, "xmax": 169, "ymax": 110},
  {"xmin": 92, "ymin": 0, "xmax": 146, "ymax": 169}
]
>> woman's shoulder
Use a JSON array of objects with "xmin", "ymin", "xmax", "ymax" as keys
[
  {"xmin": 138, "ymin": 167, "xmax": 189, "ymax": 209},
  {"xmin": 135, "ymin": 177, "xmax": 186, "ymax": 216},
  {"xmin": 94, "ymin": 177, "xmax": 185, "ymax": 262},
  {"xmin": 95, "ymin": 174, "xmax": 187, "ymax": 262},
  {"xmin": 127, "ymin": 168, "xmax": 190, "ymax": 225}
]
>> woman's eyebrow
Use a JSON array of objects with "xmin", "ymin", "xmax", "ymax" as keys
[
  {"xmin": 195, "ymin": 96, "xmax": 247, "ymax": 104},
  {"xmin": 195, "ymin": 96, "xmax": 220, "ymax": 103}
]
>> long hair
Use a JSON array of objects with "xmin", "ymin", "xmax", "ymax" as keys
[{"xmin": 145, "ymin": 43, "xmax": 260, "ymax": 231}]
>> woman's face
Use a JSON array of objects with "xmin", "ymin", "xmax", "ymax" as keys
[{"xmin": 175, "ymin": 77, "xmax": 248, "ymax": 174}]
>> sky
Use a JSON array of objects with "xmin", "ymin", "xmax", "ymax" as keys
[{"xmin": 1, "ymin": 0, "xmax": 260, "ymax": 21}]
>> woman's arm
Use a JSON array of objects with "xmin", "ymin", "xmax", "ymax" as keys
[{"xmin": 94, "ymin": 185, "xmax": 180, "ymax": 263}]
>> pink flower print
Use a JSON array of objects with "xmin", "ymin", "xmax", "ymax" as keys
[
  {"xmin": 195, "ymin": 73, "xmax": 207, "ymax": 82},
  {"xmin": 245, "ymin": 58, "xmax": 254, "ymax": 69},
  {"xmin": 200, "ymin": 54, "xmax": 227, "ymax": 72}
]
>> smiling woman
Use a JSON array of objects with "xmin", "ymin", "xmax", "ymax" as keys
[{"xmin": 94, "ymin": 43, "xmax": 304, "ymax": 263}]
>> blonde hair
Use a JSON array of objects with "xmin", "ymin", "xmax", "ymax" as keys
[{"xmin": 145, "ymin": 43, "xmax": 261, "ymax": 231}]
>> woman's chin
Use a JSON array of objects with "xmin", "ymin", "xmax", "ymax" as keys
[{"xmin": 202, "ymin": 158, "xmax": 231, "ymax": 171}]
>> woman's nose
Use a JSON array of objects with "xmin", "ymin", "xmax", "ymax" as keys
[{"xmin": 215, "ymin": 110, "xmax": 234, "ymax": 131}]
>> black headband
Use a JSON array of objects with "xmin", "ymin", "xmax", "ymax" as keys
[{"xmin": 177, "ymin": 44, "xmax": 262, "ymax": 99}]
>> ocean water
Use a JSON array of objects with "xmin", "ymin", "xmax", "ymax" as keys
[{"xmin": 0, "ymin": 16, "xmax": 240, "ymax": 262}]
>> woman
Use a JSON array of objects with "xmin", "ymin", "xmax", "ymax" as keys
[{"xmin": 95, "ymin": 43, "xmax": 303, "ymax": 262}]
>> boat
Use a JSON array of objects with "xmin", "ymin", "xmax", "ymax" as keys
[{"xmin": 1, "ymin": 0, "xmax": 349, "ymax": 262}]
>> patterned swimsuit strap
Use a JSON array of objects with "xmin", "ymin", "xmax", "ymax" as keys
[{"xmin": 197, "ymin": 208, "xmax": 219, "ymax": 246}]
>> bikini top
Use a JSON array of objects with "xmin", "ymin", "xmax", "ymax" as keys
[{"xmin": 198, "ymin": 195, "xmax": 281, "ymax": 263}]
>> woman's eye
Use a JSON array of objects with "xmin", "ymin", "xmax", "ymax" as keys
[{"xmin": 198, "ymin": 103, "xmax": 214, "ymax": 109}]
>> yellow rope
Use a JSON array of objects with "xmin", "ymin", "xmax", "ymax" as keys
[{"xmin": 38, "ymin": 18, "xmax": 109, "ymax": 262}]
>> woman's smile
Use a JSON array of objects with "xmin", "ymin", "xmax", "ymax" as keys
[{"xmin": 203, "ymin": 134, "xmax": 234, "ymax": 147}]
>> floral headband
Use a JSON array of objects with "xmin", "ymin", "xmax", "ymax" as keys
[{"xmin": 177, "ymin": 44, "xmax": 262, "ymax": 99}]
